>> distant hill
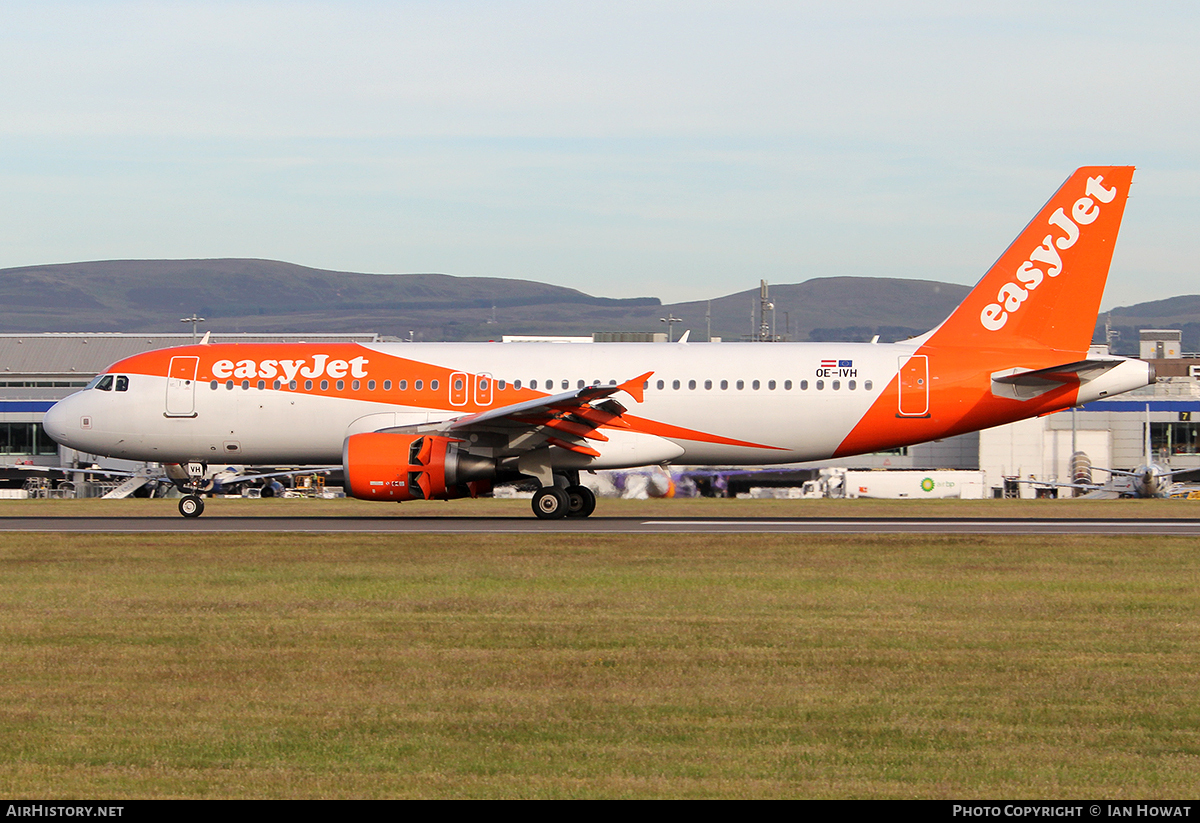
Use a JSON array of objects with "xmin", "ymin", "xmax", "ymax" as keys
[
  {"xmin": 1100, "ymin": 295, "xmax": 1200, "ymax": 356},
  {"xmin": 657, "ymin": 277, "xmax": 970, "ymax": 343},
  {"xmin": 3, "ymin": 257, "xmax": 1195, "ymax": 348},
  {"xmin": 0, "ymin": 259, "xmax": 659, "ymax": 341}
]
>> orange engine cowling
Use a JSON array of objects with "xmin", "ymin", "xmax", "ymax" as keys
[{"xmin": 343, "ymin": 432, "xmax": 495, "ymax": 502}]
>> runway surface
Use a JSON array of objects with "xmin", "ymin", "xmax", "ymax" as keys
[{"xmin": 3, "ymin": 515, "xmax": 1199, "ymax": 534}]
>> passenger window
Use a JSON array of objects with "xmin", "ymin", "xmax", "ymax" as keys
[
  {"xmin": 273, "ymin": 380, "xmax": 281, "ymax": 390},
  {"xmin": 368, "ymin": 380, "xmax": 376, "ymax": 390},
  {"xmin": 865, "ymin": 380, "xmax": 873, "ymax": 391},
  {"xmin": 672, "ymin": 380, "xmax": 680, "ymax": 390},
  {"xmin": 768, "ymin": 380, "xmax": 775, "ymax": 390},
  {"xmin": 115, "ymin": 375, "xmax": 129, "ymax": 392},
  {"xmin": 257, "ymin": 380, "xmax": 265, "ymax": 390},
  {"xmin": 304, "ymin": 380, "xmax": 313, "ymax": 390},
  {"xmin": 800, "ymin": 380, "xmax": 808, "ymax": 390},
  {"xmin": 720, "ymin": 380, "xmax": 728, "ymax": 390},
  {"xmin": 210, "ymin": 381, "xmax": 218, "ymax": 390},
  {"xmin": 752, "ymin": 380, "xmax": 760, "ymax": 390},
  {"xmin": 561, "ymin": 380, "xmax": 568, "ymax": 390},
  {"xmin": 736, "ymin": 380, "xmax": 744, "ymax": 390},
  {"xmin": 241, "ymin": 380, "xmax": 250, "ymax": 390},
  {"xmin": 320, "ymin": 380, "xmax": 329, "ymax": 391},
  {"xmin": 849, "ymin": 380, "xmax": 856, "ymax": 390},
  {"xmin": 431, "ymin": 380, "xmax": 439, "ymax": 391},
  {"xmin": 352, "ymin": 380, "xmax": 360, "ymax": 391},
  {"xmin": 226, "ymin": 381, "xmax": 234, "ymax": 390},
  {"xmin": 784, "ymin": 380, "xmax": 792, "ymax": 390},
  {"xmin": 688, "ymin": 380, "xmax": 696, "ymax": 390},
  {"xmin": 704, "ymin": 380, "xmax": 712, "ymax": 390},
  {"xmin": 336, "ymin": 380, "xmax": 345, "ymax": 391},
  {"xmin": 832, "ymin": 380, "xmax": 840, "ymax": 390},
  {"xmin": 454, "ymin": 378, "xmax": 464, "ymax": 391},
  {"xmin": 816, "ymin": 380, "xmax": 824, "ymax": 390},
  {"xmin": 399, "ymin": 380, "xmax": 408, "ymax": 390},
  {"xmin": 383, "ymin": 380, "xmax": 391, "ymax": 390},
  {"xmin": 577, "ymin": 380, "xmax": 585, "ymax": 389},
  {"xmin": 415, "ymin": 380, "xmax": 423, "ymax": 390},
  {"xmin": 657, "ymin": 380, "xmax": 665, "ymax": 390}
]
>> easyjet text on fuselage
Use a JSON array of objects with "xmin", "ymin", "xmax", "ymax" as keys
[{"xmin": 210, "ymin": 354, "xmax": 370, "ymax": 382}]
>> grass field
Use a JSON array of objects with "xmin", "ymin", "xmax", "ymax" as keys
[{"xmin": 1, "ymin": 525, "xmax": 1197, "ymax": 798}]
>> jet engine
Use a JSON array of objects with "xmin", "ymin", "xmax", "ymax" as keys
[{"xmin": 343, "ymin": 432, "xmax": 495, "ymax": 502}]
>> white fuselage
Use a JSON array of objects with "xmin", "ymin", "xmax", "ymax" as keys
[
  {"xmin": 42, "ymin": 339, "xmax": 1155, "ymax": 473},
  {"xmin": 45, "ymin": 341, "xmax": 908, "ymax": 467}
]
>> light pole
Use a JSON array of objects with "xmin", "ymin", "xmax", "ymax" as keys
[
  {"xmin": 180, "ymin": 313, "xmax": 205, "ymax": 343},
  {"xmin": 660, "ymin": 314, "xmax": 682, "ymax": 343}
]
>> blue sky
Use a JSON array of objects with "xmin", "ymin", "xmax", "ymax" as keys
[{"xmin": 3, "ymin": 1, "xmax": 1198, "ymax": 308}]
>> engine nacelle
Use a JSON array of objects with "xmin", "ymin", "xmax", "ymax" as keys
[{"xmin": 343, "ymin": 433, "xmax": 495, "ymax": 502}]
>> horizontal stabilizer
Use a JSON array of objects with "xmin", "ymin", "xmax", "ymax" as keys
[{"xmin": 991, "ymin": 359, "xmax": 1123, "ymax": 400}]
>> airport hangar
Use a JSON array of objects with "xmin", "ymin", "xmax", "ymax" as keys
[{"xmin": 2, "ymin": 330, "xmax": 1198, "ymax": 498}]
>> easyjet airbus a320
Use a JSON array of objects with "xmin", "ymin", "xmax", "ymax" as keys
[{"xmin": 43, "ymin": 167, "xmax": 1154, "ymax": 518}]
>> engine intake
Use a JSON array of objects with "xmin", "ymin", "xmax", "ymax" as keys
[{"xmin": 343, "ymin": 433, "xmax": 495, "ymax": 502}]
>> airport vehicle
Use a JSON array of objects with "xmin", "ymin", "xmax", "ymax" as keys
[{"xmin": 42, "ymin": 167, "xmax": 1154, "ymax": 518}]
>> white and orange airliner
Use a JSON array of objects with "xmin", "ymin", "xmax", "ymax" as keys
[{"xmin": 43, "ymin": 167, "xmax": 1154, "ymax": 518}]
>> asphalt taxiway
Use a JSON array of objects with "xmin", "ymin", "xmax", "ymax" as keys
[{"xmin": 2, "ymin": 515, "xmax": 1198, "ymax": 534}]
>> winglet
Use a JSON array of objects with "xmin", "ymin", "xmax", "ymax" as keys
[
  {"xmin": 619, "ymin": 371, "xmax": 653, "ymax": 404},
  {"xmin": 199, "ymin": 331, "xmax": 211, "ymax": 345}
]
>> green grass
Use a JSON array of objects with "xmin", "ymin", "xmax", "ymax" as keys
[{"xmin": 0, "ymin": 532, "xmax": 1197, "ymax": 798}]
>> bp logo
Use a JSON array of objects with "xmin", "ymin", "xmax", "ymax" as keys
[{"xmin": 920, "ymin": 477, "xmax": 935, "ymax": 492}]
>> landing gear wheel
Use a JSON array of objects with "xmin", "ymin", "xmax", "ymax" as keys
[
  {"xmin": 532, "ymin": 487, "xmax": 570, "ymax": 520},
  {"xmin": 179, "ymin": 495, "xmax": 205, "ymax": 518},
  {"xmin": 565, "ymin": 485, "xmax": 596, "ymax": 518}
]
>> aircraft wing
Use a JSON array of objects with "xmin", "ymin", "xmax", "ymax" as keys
[
  {"xmin": 2, "ymin": 463, "xmax": 142, "ymax": 478},
  {"xmin": 209, "ymin": 467, "xmax": 340, "ymax": 487},
  {"xmin": 385, "ymin": 371, "xmax": 652, "ymax": 458},
  {"xmin": 1011, "ymin": 477, "xmax": 1102, "ymax": 492},
  {"xmin": 1093, "ymin": 466, "xmax": 1200, "ymax": 479}
]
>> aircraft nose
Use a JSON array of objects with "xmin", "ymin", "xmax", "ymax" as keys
[{"xmin": 42, "ymin": 397, "xmax": 73, "ymax": 445}]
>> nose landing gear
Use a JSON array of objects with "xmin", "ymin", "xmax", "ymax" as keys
[
  {"xmin": 168, "ymin": 462, "xmax": 208, "ymax": 518},
  {"xmin": 179, "ymin": 494, "xmax": 205, "ymax": 518}
]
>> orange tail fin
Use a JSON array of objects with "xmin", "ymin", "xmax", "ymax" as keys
[{"xmin": 927, "ymin": 166, "xmax": 1134, "ymax": 355}]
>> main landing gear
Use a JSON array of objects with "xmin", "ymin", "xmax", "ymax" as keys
[{"xmin": 531, "ymin": 481, "xmax": 596, "ymax": 520}]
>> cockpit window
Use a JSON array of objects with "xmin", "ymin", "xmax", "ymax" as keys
[
  {"xmin": 91, "ymin": 375, "xmax": 114, "ymax": 392},
  {"xmin": 115, "ymin": 375, "xmax": 129, "ymax": 392}
]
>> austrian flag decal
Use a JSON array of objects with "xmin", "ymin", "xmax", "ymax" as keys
[{"xmin": 816, "ymin": 359, "xmax": 856, "ymax": 377}]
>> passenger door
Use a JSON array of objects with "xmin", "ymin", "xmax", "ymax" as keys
[{"xmin": 166, "ymin": 356, "xmax": 199, "ymax": 417}]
